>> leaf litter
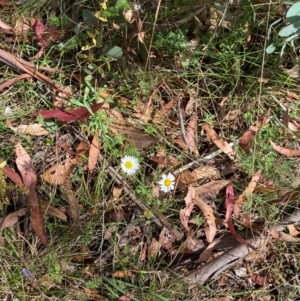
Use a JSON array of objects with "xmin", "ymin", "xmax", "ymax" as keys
[{"xmin": 2, "ymin": 3, "xmax": 300, "ymax": 300}]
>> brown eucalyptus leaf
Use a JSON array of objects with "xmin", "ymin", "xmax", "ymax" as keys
[
  {"xmin": 271, "ymin": 141, "xmax": 300, "ymax": 157},
  {"xmin": 88, "ymin": 131, "xmax": 101, "ymax": 170},
  {"xmin": 194, "ymin": 196, "xmax": 216, "ymax": 243},
  {"xmin": 202, "ymin": 123, "xmax": 235, "ymax": 160},
  {"xmin": 110, "ymin": 109, "xmax": 158, "ymax": 149},
  {"xmin": 180, "ymin": 186, "xmax": 195, "ymax": 231},
  {"xmin": 7, "ymin": 120, "xmax": 49, "ymax": 136},
  {"xmin": 15, "ymin": 143, "xmax": 47, "ymax": 245},
  {"xmin": 0, "ymin": 208, "xmax": 27, "ymax": 232},
  {"xmin": 194, "ymin": 180, "xmax": 230, "ymax": 197}
]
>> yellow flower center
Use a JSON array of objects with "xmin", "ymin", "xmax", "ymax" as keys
[
  {"xmin": 125, "ymin": 161, "xmax": 133, "ymax": 169},
  {"xmin": 164, "ymin": 179, "xmax": 171, "ymax": 187}
]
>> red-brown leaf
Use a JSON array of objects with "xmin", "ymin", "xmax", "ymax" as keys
[
  {"xmin": 15, "ymin": 143, "xmax": 48, "ymax": 245},
  {"xmin": 271, "ymin": 141, "xmax": 300, "ymax": 157},
  {"xmin": 31, "ymin": 103, "xmax": 103, "ymax": 122},
  {"xmin": 3, "ymin": 166, "xmax": 23, "ymax": 186},
  {"xmin": 225, "ymin": 185, "xmax": 256, "ymax": 250}
]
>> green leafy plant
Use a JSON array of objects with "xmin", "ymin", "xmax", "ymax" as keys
[{"xmin": 267, "ymin": 2, "xmax": 300, "ymax": 56}]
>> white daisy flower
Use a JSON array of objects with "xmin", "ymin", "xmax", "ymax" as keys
[
  {"xmin": 121, "ymin": 155, "xmax": 140, "ymax": 175},
  {"xmin": 159, "ymin": 172, "xmax": 175, "ymax": 193}
]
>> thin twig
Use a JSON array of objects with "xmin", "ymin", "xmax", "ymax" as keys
[
  {"xmin": 177, "ymin": 98, "xmax": 192, "ymax": 153},
  {"xmin": 173, "ymin": 142, "xmax": 235, "ymax": 175}
]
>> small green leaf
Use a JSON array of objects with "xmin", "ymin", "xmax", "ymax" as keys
[
  {"xmin": 279, "ymin": 21, "xmax": 300, "ymax": 37},
  {"xmin": 73, "ymin": 24, "xmax": 81, "ymax": 36},
  {"xmin": 266, "ymin": 43, "xmax": 276, "ymax": 54},
  {"xmin": 286, "ymin": 2, "xmax": 300, "ymax": 23},
  {"xmin": 82, "ymin": 9, "xmax": 98, "ymax": 27},
  {"xmin": 104, "ymin": 46, "xmax": 123, "ymax": 58}
]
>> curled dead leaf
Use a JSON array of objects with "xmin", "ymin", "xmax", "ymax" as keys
[
  {"xmin": 178, "ymin": 166, "xmax": 221, "ymax": 186},
  {"xmin": 110, "ymin": 109, "xmax": 158, "ymax": 149},
  {"xmin": 6, "ymin": 120, "xmax": 49, "ymax": 136},
  {"xmin": 202, "ymin": 123, "xmax": 235, "ymax": 160},
  {"xmin": 0, "ymin": 208, "xmax": 27, "ymax": 232},
  {"xmin": 88, "ymin": 131, "xmax": 101, "ymax": 170},
  {"xmin": 186, "ymin": 116, "xmax": 199, "ymax": 156},
  {"xmin": 271, "ymin": 141, "xmax": 300, "ymax": 157},
  {"xmin": 234, "ymin": 170, "xmax": 262, "ymax": 215},
  {"xmin": 239, "ymin": 125, "xmax": 258, "ymax": 154},
  {"xmin": 180, "ymin": 186, "xmax": 195, "ymax": 231},
  {"xmin": 40, "ymin": 202, "xmax": 67, "ymax": 222},
  {"xmin": 193, "ymin": 195, "xmax": 216, "ymax": 243}
]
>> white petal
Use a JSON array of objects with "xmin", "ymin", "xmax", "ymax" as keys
[{"xmin": 167, "ymin": 173, "xmax": 175, "ymax": 181}]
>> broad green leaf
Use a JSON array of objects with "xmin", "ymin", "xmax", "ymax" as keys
[
  {"xmin": 286, "ymin": 2, "xmax": 300, "ymax": 23},
  {"xmin": 279, "ymin": 21, "xmax": 300, "ymax": 37},
  {"xmin": 82, "ymin": 9, "xmax": 98, "ymax": 27},
  {"xmin": 285, "ymin": 30, "xmax": 300, "ymax": 42},
  {"xmin": 266, "ymin": 43, "xmax": 276, "ymax": 54},
  {"xmin": 104, "ymin": 46, "xmax": 123, "ymax": 58}
]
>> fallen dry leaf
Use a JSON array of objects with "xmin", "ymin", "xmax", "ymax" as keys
[
  {"xmin": 196, "ymin": 240, "xmax": 218, "ymax": 263},
  {"xmin": 155, "ymin": 227, "xmax": 176, "ymax": 255},
  {"xmin": 193, "ymin": 194, "xmax": 217, "ymax": 243},
  {"xmin": 6, "ymin": 120, "xmax": 49, "ymax": 136},
  {"xmin": 43, "ymin": 141, "xmax": 89, "ymax": 185},
  {"xmin": 43, "ymin": 157, "xmax": 81, "ymax": 185},
  {"xmin": 234, "ymin": 170, "xmax": 262, "ymax": 217},
  {"xmin": 180, "ymin": 186, "xmax": 195, "ymax": 231},
  {"xmin": 277, "ymin": 231, "xmax": 300, "ymax": 242},
  {"xmin": 31, "ymin": 103, "xmax": 103, "ymax": 122},
  {"xmin": 0, "ymin": 74, "xmax": 31, "ymax": 91},
  {"xmin": 40, "ymin": 201, "xmax": 67, "ymax": 222},
  {"xmin": 3, "ymin": 166, "xmax": 23, "ymax": 186},
  {"xmin": 239, "ymin": 125, "xmax": 259, "ymax": 154},
  {"xmin": 271, "ymin": 141, "xmax": 300, "ymax": 157},
  {"xmin": 109, "ymin": 108, "xmax": 158, "ymax": 149},
  {"xmin": 287, "ymin": 224, "xmax": 300, "ymax": 237},
  {"xmin": 0, "ymin": 18, "xmax": 13, "ymax": 31},
  {"xmin": 202, "ymin": 123, "xmax": 235, "ymax": 160},
  {"xmin": 118, "ymin": 294, "xmax": 135, "ymax": 301},
  {"xmin": 186, "ymin": 116, "xmax": 199, "ymax": 156},
  {"xmin": 0, "ymin": 208, "xmax": 27, "ymax": 232},
  {"xmin": 0, "ymin": 49, "xmax": 69, "ymax": 96},
  {"xmin": 182, "ymin": 227, "xmax": 205, "ymax": 253},
  {"xmin": 112, "ymin": 184, "xmax": 123, "ymax": 199},
  {"xmin": 178, "ymin": 166, "xmax": 221, "ymax": 186},
  {"xmin": 225, "ymin": 185, "xmax": 256, "ymax": 250},
  {"xmin": 88, "ymin": 131, "xmax": 101, "ymax": 170},
  {"xmin": 149, "ymin": 237, "xmax": 160, "ymax": 258},
  {"xmin": 15, "ymin": 143, "xmax": 47, "ymax": 245},
  {"xmin": 194, "ymin": 180, "xmax": 230, "ymax": 197},
  {"xmin": 112, "ymin": 270, "xmax": 133, "ymax": 278},
  {"xmin": 15, "ymin": 143, "xmax": 37, "ymax": 194},
  {"xmin": 58, "ymin": 181, "xmax": 79, "ymax": 233}
]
